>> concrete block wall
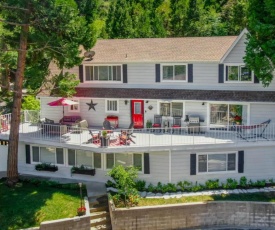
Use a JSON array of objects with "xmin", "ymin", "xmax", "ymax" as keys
[{"xmin": 110, "ymin": 201, "xmax": 275, "ymax": 230}]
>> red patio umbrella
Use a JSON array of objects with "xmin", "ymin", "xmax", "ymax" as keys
[{"xmin": 47, "ymin": 98, "xmax": 78, "ymax": 117}]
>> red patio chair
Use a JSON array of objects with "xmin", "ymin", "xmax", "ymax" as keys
[{"xmin": 152, "ymin": 115, "xmax": 162, "ymax": 132}]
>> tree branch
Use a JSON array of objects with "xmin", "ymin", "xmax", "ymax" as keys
[
  {"xmin": 0, "ymin": 4, "xmax": 30, "ymax": 12},
  {"xmin": 0, "ymin": 19, "xmax": 29, "ymax": 26}
]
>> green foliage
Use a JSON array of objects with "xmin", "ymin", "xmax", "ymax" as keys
[
  {"xmin": 106, "ymin": 179, "xmax": 117, "ymax": 188},
  {"xmin": 222, "ymin": 178, "xmax": 238, "ymax": 189},
  {"xmin": 205, "ymin": 179, "xmax": 220, "ymax": 190},
  {"xmin": 177, "ymin": 180, "xmax": 193, "ymax": 191},
  {"xmin": 191, "ymin": 182, "xmax": 204, "ymax": 192},
  {"xmin": 108, "ymin": 165, "xmax": 140, "ymax": 206},
  {"xmin": 135, "ymin": 180, "xmax": 146, "ymax": 191},
  {"xmin": 239, "ymin": 176, "xmax": 247, "ymax": 188},
  {"xmin": 0, "ymin": 179, "xmax": 84, "ymax": 229},
  {"xmin": 35, "ymin": 163, "xmax": 58, "ymax": 172},
  {"xmin": 146, "ymin": 120, "xmax": 152, "ymax": 128},
  {"xmin": 21, "ymin": 95, "xmax": 40, "ymax": 111},
  {"xmin": 162, "ymin": 183, "xmax": 177, "ymax": 193},
  {"xmin": 244, "ymin": 0, "xmax": 275, "ymax": 87}
]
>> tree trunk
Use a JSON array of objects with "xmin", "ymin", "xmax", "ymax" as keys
[{"xmin": 6, "ymin": 23, "xmax": 29, "ymax": 186}]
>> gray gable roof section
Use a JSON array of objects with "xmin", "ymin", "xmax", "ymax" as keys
[
  {"xmin": 75, "ymin": 88, "xmax": 275, "ymax": 103},
  {"xmin": 82, "ymin": 36, "xmax": 238, "ymax": 64}
]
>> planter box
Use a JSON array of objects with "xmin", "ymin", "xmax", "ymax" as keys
[
  {"xmin": 35, "ymin": 167, "xmax": 58, "ymax": 172},
  {"xmin": 72, "ymin": 169, "xmax": 96, "ymax": 176}
]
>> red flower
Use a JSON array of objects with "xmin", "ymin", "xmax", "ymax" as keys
[
  {"xmin": 77, "ymin": 206, "xmax": 86, "ymax": 212},
  {"xmin": 234, "ymin": 115, "xmax": 242, "ymax": 122}
]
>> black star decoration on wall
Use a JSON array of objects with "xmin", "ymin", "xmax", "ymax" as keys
[{"xmin": 86, "ymin": 100, "xmax": 97, "ymax": 111}]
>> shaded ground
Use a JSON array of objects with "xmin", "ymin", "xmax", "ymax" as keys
[{"xmin": 0, "ymin": 178, "xmax": 84, "ymax": 230}]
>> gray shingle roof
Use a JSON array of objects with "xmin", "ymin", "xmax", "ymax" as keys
[
  {"xmin": 75, "ymin": 88, "xmax": 275, "ymax": 102},
  {"xmin": 82, "ymin": 36, "xmax": 238, "ymax": 63}
]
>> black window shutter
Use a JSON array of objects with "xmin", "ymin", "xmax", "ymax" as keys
[
  {"xmin": 123, "ymin": 64, "xmax": 128, "ymax": 83},
  {"xmin": 254, "ymin": 73, "xmax": 259, "ymax": 83},
  {"xmin": 238, "ymin": 150, "xmax": 244, "ymax": 173},
  {"xmin": 144, "ymin": 153, "xmax": 150, "ymax": 174},
  {"xmin": 190, "ymin": 154, "xmax": 196, "ymax": 175},
  {"xmin": 26, "ymin": 145, "xmax": 31, "ymax": 164},
  {"xmin": 79, "ymin": 65, "xmax": 84, "ymax": 83},
  {"xmin": 218, "ymin": 64, "xmax": 224, "ymax": 83},
  {"xmin": 155, "ymin": 64, "xmax": 160, "ymax": 82},
  {"xmin": 188, "ymin": 64, "xmax": 193, "ymax": 83}
]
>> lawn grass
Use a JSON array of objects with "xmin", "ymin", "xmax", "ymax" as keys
[
  {"xmin": 137, "ymin": 192, "xmax": 275, "ymax": 207},
  {"xmin": 0, "ymin": 179, "xmax": 86, "ymax": 230}
]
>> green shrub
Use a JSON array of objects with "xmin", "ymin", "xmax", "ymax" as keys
[
  {"xmin": 162, "ymin": 183, "xmax": 177, "ymax": 193},
  {"xmin": 135, "ymin": 180, "xmax": 146, "ymax": 191},
  {"xmin": 205, "ymin": 179, "xmax": 220, "ymax": 190},
  {"xmin": 147, "ymin": 183, "xmax": 155, "ymax": 193},
  {"xmin": 239, "ymin": 176, "xmax": 247, "ymax": 188},
  {"xmin": 191, "ymin": 182, "xmax": 204, "ymax": 192},
  {"xmin": 108, "ymin": 165, "xmax": 140, "ymax": 207},
  {"xmin": 105, "ymin": 180, "xmax": 116, "ymax": 188},
  {"xmin": 222, "ymin": 178, "xmax": 238, "ymax": 189},
  {"xmin": 177, "ymin": 181, "xmax": 192, "ymax": 192}
]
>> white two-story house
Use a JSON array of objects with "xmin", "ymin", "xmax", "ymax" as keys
[{"xmin": 1, "ymin": 29, "xmax": 275, "ymax": 185}]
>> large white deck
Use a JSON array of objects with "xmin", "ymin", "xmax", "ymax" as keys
[{"xmin": 1, "ymin": 121, "xmax": 275, "ymax": 152}]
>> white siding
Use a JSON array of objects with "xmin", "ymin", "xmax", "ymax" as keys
[
  {"xmin": 250, "ymin": 103, "xmax": 275, "ymax": 124},
  {"xmin": 171, "ymin": 147, "xmax": 275, "ymax": 185},
  {"xmin": 77, "ymin": 62, "xmax": 275, "ymax": 91},
  {"xmin": 223, "ymin": 34, "xmax": 246, "ymax": 63},
  {"xmin": 139, "ymin": 151, "xmax": 169, "ymax": 185},
  {"xmin": 0, "ymin": 145, "xmax": 8, "ymax": 171}
]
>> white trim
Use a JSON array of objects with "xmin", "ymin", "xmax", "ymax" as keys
[
  {"xmin": 197, "ymin": 151, "xmax": 238, "ymax": 174},
  {"xmin": 105, "ymin": 99, "xmax": 119, "ymax": 113},
  {"xmin": 224, "ymin": 64, "xmax": 254, "ymax": 83},
  {"xmin": 168, "ymin": 150, "xmax": 171, "ymax": 182},
  {"xmin": 30, "ymin": 145, "xmax": 65, "ymax": 166},
  {"xmin": 220, "ymin": 28, "xmax": 248, "ymax": 63},
  {"xmin": 83, "ymin": 64, "xmax": 123, "ymax": 83},
  {"xmin": 160, "ymin": 63, "xmax": 188, "ymax": 82}
]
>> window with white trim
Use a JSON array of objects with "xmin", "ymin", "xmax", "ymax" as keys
[
  {"xmin": 68, "ymin": 99, "xmax": 79, "ymax": 112},
  {"xmin": 198, "ymin": 153, "xmax": 236, "ymax": 173},
  {"xmin": 68, "ymin": 149, "xmax": 101, "ymax": 169},
  {"xmin": 225, "ymin": 65, "xmax": 252, "ymax": 82},
  {"xmin": 106, "ymin": 153, "xmax": 143, "ymax": 171},
  {"xmin": 106, "ymin": 100, "xmax": 118, "ymax": 112},
  {"xmin": 85, "ymin": 65, "xmax": 122, "ymax": 82},
  {"xmin": 32, "ymin": 146, "xmax": 64, "ymax": 165},
  {"xmin": 160, "ymin": 102, "xmax": 183, "ymax": 117},
  {"xmin": 162, "ymin": 64, "xmax": 187, "ymax": 81}
]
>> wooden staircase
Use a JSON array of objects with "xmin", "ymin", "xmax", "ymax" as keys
[{"xmin": 89, "ymin": 195, "xmax": 112, "ymax": 230}]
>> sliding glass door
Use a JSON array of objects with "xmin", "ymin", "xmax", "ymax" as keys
[{"xmin": 210, "ymin": 103, "xmax": 248, "ymax": 127}]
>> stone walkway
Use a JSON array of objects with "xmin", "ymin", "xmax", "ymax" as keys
[{"xmin": 107, "ymin": 186, "xmax": 275, "ymax": 199}]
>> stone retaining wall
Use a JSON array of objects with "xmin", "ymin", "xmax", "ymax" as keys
[{"xmin": 109, "ymin": 201, "xmax": 275, "ymax": 230}]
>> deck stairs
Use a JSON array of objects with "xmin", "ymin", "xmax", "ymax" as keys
[{"xmin": 89, "ymin": 195, "xmax": 112, "ymax": 230}]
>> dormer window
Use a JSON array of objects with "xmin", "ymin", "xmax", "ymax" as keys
[
  {"xmin": 161, "ymin": 64, "xmax": 187, "ymax": 81},
  {"xmin": 85, "ymin": 65, "xmax": 122, "ymax": 82},
  {"xmin": 225, "ymin": 65, "xmax": 252, "ymax": 82}
]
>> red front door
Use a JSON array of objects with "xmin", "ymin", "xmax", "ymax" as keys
[{"xmin": 131, "ymin": 100, "xmax": 144, "ymax": 128}]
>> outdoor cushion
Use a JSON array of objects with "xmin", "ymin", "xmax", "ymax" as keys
[
  {"xmin": 152, "ymin": 124, "xmax": 161, "ymax": 127},
  {"xmin": 63, "ymin": 117, "xmax": 72, "ymax": 122}
]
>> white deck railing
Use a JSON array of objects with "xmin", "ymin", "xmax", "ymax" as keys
[{"xmin": 0, "ymin": 110, "xmax": 274, "ymax": 148}]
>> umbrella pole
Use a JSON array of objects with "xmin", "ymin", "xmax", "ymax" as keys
[{"xmin": 63, "ymin": 106, "xmax": 64, "ymax": 118}]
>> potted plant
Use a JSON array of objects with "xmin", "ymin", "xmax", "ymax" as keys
[
  {"xmin": 100, "ymin": 130, "xmax": 109, "ymax": 147},
  {"xmin": 234, "ymin": 115, "xmax": 242, "ymax": 125},
  {"xmin": 146, "ymin": 120, "xmax": 152, "ymax": 130},
  {"xmin": 71, "ymin": 165, "xmax": 96, "ymax": 176},
  {"xmin": 77, "ymin": 206, "xmax": 86, "ymax": 216},
  {"xmin": 35, "ymin": 163, "xmax": 58, "ymax": 172}
]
